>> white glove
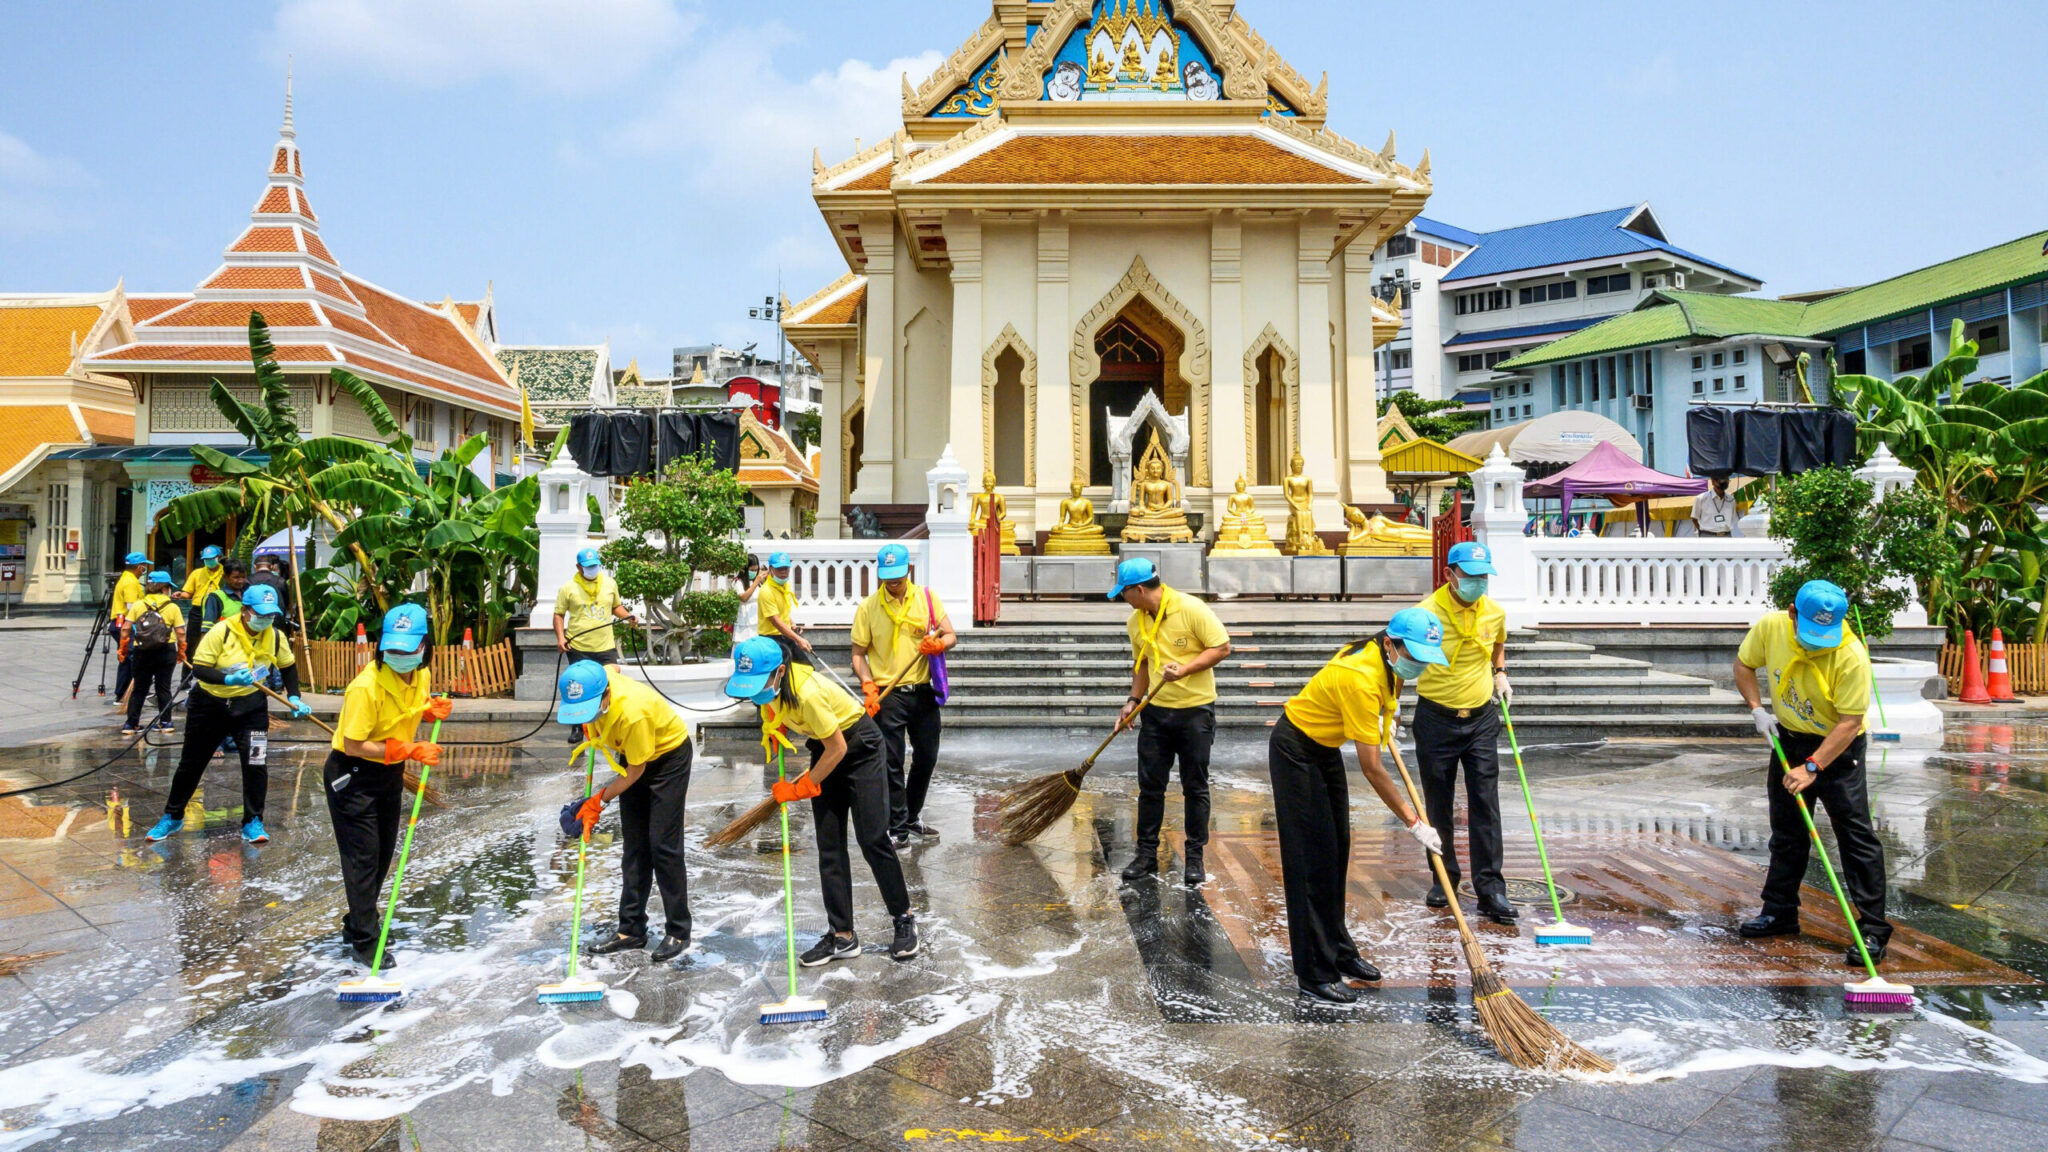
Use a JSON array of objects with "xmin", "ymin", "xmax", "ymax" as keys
[
  {"xmin": 1751, "ymin": 706, "xmax": 1776, "ymax": 739},
  {"xmin": 1493, "ymin": 670, "xmax": 1512, "ymax": 705},
  {"xmin": 1407, "ymin": 818, "xmax": 1443, "ymax": 855}
]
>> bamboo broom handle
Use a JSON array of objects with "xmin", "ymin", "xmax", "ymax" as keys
[{"xmin": 1385, "ymin": 730, "xmax": 1484, "ymax": 942}]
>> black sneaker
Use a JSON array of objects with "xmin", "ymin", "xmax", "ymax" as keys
[
  {"xmin": 1120, "ymin": 850, "xmax": 1159, "ymax": 882},
  {"xmin": 908, "ymin": 822, "xmax": 941, "ymax": 840},
  {"xmin": 1847, "ymin": 937, "xmax": 1889, "ymax": 967},
  {"xmin": 1738, "ymin": 913, "xmax": 1800, "ymax": 939},
  {"xmin": 351, "ymin": 946, "xmax": 394, "ymax": 972},
  {"xmin": 889, "ymin": 831, "xmax": 912, "ymax": 850},
  {"xmin": 1182, "ymin": 847, "xmax": 1205, "ymax": 886},
  {"xmin": 650, "ymin": 934, "xmax": 691, "ymax": 963},
  {"xmin": 1298, "ymin": 981, "xmax": 1358, "ymax": 1005},
  {"xmin": 1337, "ymin": 955, "xmax": 1381, "ymax": 985},
  {"xmin": 800, "ymin": 932, "xmax": 860, "ymax": 967},
  {"xmin": 588, "ymin": 934, "xmax": 647, "ymax": 955},
  {"xmin": 888, "ymin": 915, "xmax": 919, "ymax": 961}
]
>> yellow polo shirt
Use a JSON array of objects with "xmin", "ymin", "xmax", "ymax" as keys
[
  {"xmin": 556, "ymin": 572, "xmax": 623, "ymax": 654},
  {"xmin": 111, "ymin": 571, "xmax": 144, "ymax": 622},
  {"xmin": 1414, "ymin": 584, "xmax": 1506, "ymax": 710},
  {"xmin": 765, "ymin": 663, "xmax": 864, "ymax": 742},
  {"xmin": 191, "ymin": 615, "xmax": 295, "ymax": 701},
  {"xmin": 125, "ymin": 593, "xmax": 185, "ymax": 641},
  {"xmin": 851, "ymin": 583, "xmax": 948, "ymax": 687},
  {"xmin": 582, "ymin": 666, "xmax": 688, "ymax": 770},
  {"xmin": 182, "ymin": 564, "xmax": 223, "ymax": 605},
  {"xmin": 1285, "ymin": 641, "xmax": 1400, "ymax": 749},
  {"xmin": 333, "ymin": 662, "xmax": 433, "ymax": 754},
  {"xmin": 1126, "ymin": 586, "xmax": 1230, "ymax": 710},
  {"xmin": 757, "ymin": 577, "xmax": 798, "ymax": 638},
  {"xmin": 1737, "ymin": 612, "xmax": 1871, "ymax": 736}
]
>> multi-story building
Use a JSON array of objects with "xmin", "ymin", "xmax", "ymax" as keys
[
  {"xmin": 1370, "ymin": 205, "xmax": 1760, "ymax": 426},
  {"xmin": 671, "ymin": 343, "xmax": 823, "ymax": 414}
]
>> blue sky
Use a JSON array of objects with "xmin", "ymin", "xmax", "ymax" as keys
[{"xmin": 2, "ymin": 1, "xmax": 2042, "ymax": 373}]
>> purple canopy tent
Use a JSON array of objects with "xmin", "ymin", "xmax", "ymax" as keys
[{"xmin": 1523, "ymin": 441, "xmax": 1708, "ymax": 534}]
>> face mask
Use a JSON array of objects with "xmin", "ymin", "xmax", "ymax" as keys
[
  {"xmin": 1456, "ymin": 574, "xmax": 1489, "ymax": 602},
  {"xmin": 205, "ymin": 558, "xmax": 220, "ymax": 570},
  {"xmin": 750, "ymin": 687, "xmax": 778, "ymax": 706},
  {"xmin": 580, "ymin": 566, "xmax": 601, "ymax": 581},
  {"xmin": 385, "ymin": 650, "xmax": 424, "ymax": 673},
  {"xmin": 1391, "ymin": 654, "xmax": 1426, "ymax": 681},
  {"xmin": 246, "ymin": 613, "xmax": 274, "ymax": 633}
]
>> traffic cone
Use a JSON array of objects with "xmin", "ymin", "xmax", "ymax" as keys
[
  {"xmin": 1987, "ymin": 628, "xmax": 2019, "ymax": 701},
  {"xmin": 458, "ymin": 627, "xmax": 476, "ymax": 696},
  {"xmin": 354, "ymin": 622, "xmax": 370, "ymax": 672},
  {"xmin": 1958, "ymin": 630, "xmax": 1992, "ymax": 704}
]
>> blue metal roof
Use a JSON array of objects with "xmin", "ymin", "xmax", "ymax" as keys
[
  {"xmin": 1412, "ymin": 216, "xmax": 1480, "ymax": 247},
  {"xmin": 1444, "ymin": 317, "xmax": 1605, "ymax": 347},
  {"xmin": 1441, "ymin": 206, "xmax": 1759, "ymax": 285}
]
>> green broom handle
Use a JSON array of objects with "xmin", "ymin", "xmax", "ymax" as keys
[
  {"xmin": 565, "ymin": 743, "xmax": 596, "ymax": 983},
  {"xmin": 1499, "ymin": 701, "xmax": 1569, "ymax": 927},
  {"xmin": 1850, "ymin": 606, "xmax": 1888, "ymax": 728},
  {"xmin": 776, "ymin": 744, "xmax": 798, "ymax": 1001},
  {"xmin": 368, "ymin": 709, "xmax": 444, "ymax": 977},
  {"xmin": 1766, "ymin": 730, "xmax": 1881, "ymax": 979}
]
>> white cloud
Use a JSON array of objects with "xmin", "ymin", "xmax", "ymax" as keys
[
  {"xmin": 0, "ymin": 129, "xmax": 92, "ymax": 240},
  {"xmin": 272, "ymin": 0, "xmax": 695, "ymax": 93}
]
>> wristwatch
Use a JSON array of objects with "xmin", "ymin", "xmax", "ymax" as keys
[{"xmin": 1801, "ymin": 757, "xmax": 1821, "ymax": 776}]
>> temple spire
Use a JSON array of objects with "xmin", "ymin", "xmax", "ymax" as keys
[{"xmin": 281, "ymin": 60, "xmax": 295, "ymax": 141}]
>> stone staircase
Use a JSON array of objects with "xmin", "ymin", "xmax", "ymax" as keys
[{"xmin": 772, "ymin": 623, "xmax": 1754, "ymax": 744}]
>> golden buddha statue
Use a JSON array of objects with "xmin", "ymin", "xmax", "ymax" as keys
[
  {"xmin": 969, "ymin": 469, "xmax": 1020, "ymax": 555},
  {"xmin": 1044, "ymin": 480, "xmax": 1111, "ymax": 556},
  {"xmin": 1341, "ymin": 505, "xmax": 1434, "ymax": 557},
  {"xmin": 1120, "ymin": 440, "xmax": 1193, "ymax": 544},
  {"xmin": 1210, "ymin": 475, "xmax": 1279, "ymax": 556},
  {"xmin": 1282, "ymin": 450, "xmax": 1331, "ymax": 556}
]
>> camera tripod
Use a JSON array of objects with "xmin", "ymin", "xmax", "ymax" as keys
[{"xmin": 70, "ymin": 575, "xmax": 121, "ymax": 699}]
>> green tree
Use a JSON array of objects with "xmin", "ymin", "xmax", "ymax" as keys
[
  {"xmin": 1379, "ymin": 390, "xmax": 1479, "ymax": 443},
  {"xmin": 1765, "ymin": 467, "xmax": 1956, "ymax": 643},
  {"xmin": 601, "ymin": 455, "xmax": 750, "ymax": 662},
  {"xmin": 787, "ymin": 410, "xmax": 822, "ymax": 454}
]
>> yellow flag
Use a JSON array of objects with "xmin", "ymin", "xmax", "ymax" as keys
[{"xmin": 512, "ymin": 361, "xmax": 535, "ymax": 451}]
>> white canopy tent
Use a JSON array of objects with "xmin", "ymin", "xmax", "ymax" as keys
[{"xmin": 1447, "ymin": 411, "xmax": 1643, "ymax": 466}]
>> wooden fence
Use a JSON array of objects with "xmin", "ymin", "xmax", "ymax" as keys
[
  {"xmin": 1939, "ymin": 641, "xmax": 2048, "ymax": 697},
  {"xmin": 295, "ymin": 637, "xmax": 518, "ymax": 697}
]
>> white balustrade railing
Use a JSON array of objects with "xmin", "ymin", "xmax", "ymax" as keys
[
  {"xmin": 743, "ymin": 540, "xmax": 930, "ymax": 626},
  {"xmin": 1528, "ymin": 538, "xmax": 1787, "ymax": 623}
]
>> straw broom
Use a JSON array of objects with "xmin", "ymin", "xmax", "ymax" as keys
[
  {"xmin": 256, "ymin": 683, "xmax": 448, "ymax": 810},
  {"xmin": 998, "ymin": 683, "xmax": 1164, "ymax": 846},
  {"xmin": 1384, "ymin": 735, "xmax": 1613, "ymax": 1073}
]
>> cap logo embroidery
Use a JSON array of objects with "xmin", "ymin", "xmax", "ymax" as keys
[
  {"xmin": 1814, "ymin": 611, "xmax": 1835, "ymax": 625},
  {"xmin": 565, "ymin": 681, "xmax": 585, "ymax": 701}
]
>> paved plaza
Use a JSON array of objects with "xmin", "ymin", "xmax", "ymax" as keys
[{"xmin": 0, "ymin": 693, "xmax": 2042, "ymax": 1150}]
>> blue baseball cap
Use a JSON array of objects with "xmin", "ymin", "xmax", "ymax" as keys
[
  {"xmin": 1107, "ymin": 557, "xmax": 1158, "ymax": 599},
  {"xmin": 1447, "ymin": 541, "xmax": 1496, "ymax": 576},
  {"xmin": 768, "ymin": 551, "xmax": 792, "ymax": 570},
  {"xmin": 576, "ymin": 547, "xmax": 603, "ymax": 570},
  {"xmin": 1387, "ymin": 607, "xmax": 1449, "ymax": 666},
  {"xmin": 556, "ymin": 660, "xmax": 610, "ymax": 725},
  {"xmin": 124, "ymin": 551, "xmax": 148, "ymax": 567},
  {"xmin": 380, "ymin": 603, "xmax": 429, "ymax": 653},
  {"xmin": 200, "ymin": 545, "xmax": 224, "ymax": 561},
  {"xmin": 877, "ymin": 543, "xmax": 910, "ymax": 580},
  {"xmin": 1793, "ymin": 580, "xmax": 1849, "ymax": 649},
  {"xmin": 723, "ymin": 635, "xmax": 785, "ymax": 699},
  {"xmin": 146, "ymin": 570, "xmax": 172, "ymax": 586},
  {"xmin": 241, "ymin": 583, "xmax": 282, "ymax": 618}
]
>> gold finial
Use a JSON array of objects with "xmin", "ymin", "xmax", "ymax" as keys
[
  {"xmin": 1379, "ymin": 131, "xmax": 1396, "ymax": 161},
  {"xmin": 1418, "ymin": 148, "xmax": 1431, "ymax": 176}
]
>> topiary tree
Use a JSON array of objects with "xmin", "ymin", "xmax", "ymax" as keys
[
  {"xmin": 601, "ymin": 455, "xmax": 750, "ymax": 662},
  {"xmin": 1766, "ymin": 466, "xmax": 1956, "ymax": 643}
]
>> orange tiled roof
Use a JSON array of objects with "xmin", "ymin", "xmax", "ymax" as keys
[
  {"xmin": 325, "ymin": 309, "xmax": 402, "ymax": 350},
  {"xmin": 309, "ymin": 271, "xmax": 357, "ymax": 305},
  {"xmin": 201, "ymin": 267, "xmax": 307, "ymax": 291},
  {"xmin": 345, "ymin": 277, "xmax": 503, "ymax": 385},
  {"xmin": 296, "ymin": 189, "xmax": 317, "ymax": 222},
  {"xmin": 305, "ymin": 233, "xmax": 336, "ymax": 263},
  {"xmin": 0, "ymin": 304, "xmax": 103, "ymax": 376},
  {"xmin": 812, "ymin": 284, "xmax": 864, "ymax": 325},
  {"xmin": 0, "ymin": 406, "xmax": 88, "ymax": 482},
  {"xmin": 923, "ymin": 135, "xmax": 1367, "ymax": 186},
  {"xmin": 339, "ymin": 350, "xmax": 509, "ymax": 412},
  {"xmin": 125, "ymin": 297, "xmax": 188, "ymax": 322},
  {"xmin": 150, "ymin": 300, "xmax": 319, "ymax": 328},
  {"xmin": 453, "ymin": 302, "xmax": 481, "ymax": 325},
  {"xmin": 843, "ymin": 162, "xmax": 895, "ymax": 192},
  {"xmin": 256, "ymin": 186, "xmax": 293, "ymax": 214},
  {"xmin": 77, "ymin": 407, "xmax": 133, "ymax": 444},
  {"xmin": 232, "ymin": 227, "xmax": 300, "ymax": 253},
  {"xmin": 94, "ymin": 342, "xmax": 335, "ymax": 363}
]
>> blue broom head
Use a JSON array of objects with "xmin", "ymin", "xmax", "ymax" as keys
[
  {"xmin": 537, "ymin": 980, "xmax": 606, "ymax": 1004},
  {"xmin": 336, "ymin": 977, "xmax": 404, "ymax": 1003},
  {"xmin": 1534, "ymin": 922, "xmax": 1593, "ymax": 946},
  {"xmin": 760, "ymin": 996, "xmax": 829, "ymax": 1026}
]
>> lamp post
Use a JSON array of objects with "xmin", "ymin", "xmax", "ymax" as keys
[{"xmin": 747, "ymin": 290, "xmax": 788, "ymax": 428}]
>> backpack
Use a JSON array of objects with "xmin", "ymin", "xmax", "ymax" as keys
[{"xmin": 131, "ymin": 598, "xmax": 173, "ymax": 652}]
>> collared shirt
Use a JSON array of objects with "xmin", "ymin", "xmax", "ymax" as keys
[
  {"xmin": 1125, "ymin": 585, "xmax": 1230, "ymax": 710},
  {"xmin": 1737, "ymin": 612, "xmax": 1871, "ymax": 736},
  {"xmin": 556, "ymin": 572, "xmax": 623, "ymax": 653},
  {"xmin": 1693, "ymin": 491, "xmax": 1739, "ymax": 535},
  {"xmin": 582, "ymin": 666, "xmax": 689, "ymax": 771},
  {"xmin": 851, "ymin": 583, "xmax": 948, "ymax": 687},
  {"xmin": 199, "ymin": 587, "xmax": 243, "ymax": 632},
  {"xmin": 111, "ymin": 571, "xmax": 144, "ymax": 622},
  {"xmin": 125, "ymin": 592, "xmax": 185, "ymax": 633},
  {"xmin": 1285, "ymin": 641, "xmax": 1400, "ymax": 749},
  {"xmin": 764, "ymin": 663, "xmax": 864, "ymax": 743},
  {"xmin": 182, "ymin": 564, "xmax": 223, "ymax": 605},
  {"xmin": 757, "ymin": 577, "xmax": 798, "ymax": 638},
  {"xmin": 1414, "ymin": 583, "xmax": 1506, "ymax": 710},
  {"xmin": 192, "ymin": 615, "xmax": 295, "ymax": 700},
  {"xmin": 333, "ymin": 662, "xmax": 433, "ymax": 754}
]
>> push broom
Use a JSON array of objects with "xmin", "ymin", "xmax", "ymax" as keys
[
  {"xmin": 338, "ymin": 706, "xmax": 447, "ymax": 1003},
  {"xmin": 760, "ymin": 739, "xmax": 828, "ymax": 1026},
  {"xmin": 1764, "ymin": 730, "xmax": 1914, "ymax": 1011},
  {"xmin": 1500, "ymin": 700, "xmax": 1591, "ymax": 947},
  {"xmin": 538, "ymin": 745, "xmax": 606, "ymax": 1005}
]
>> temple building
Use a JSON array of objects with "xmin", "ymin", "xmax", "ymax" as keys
[{"xmin": 782, "ymin": 0, "xmax": 1428, "ymax": 543}]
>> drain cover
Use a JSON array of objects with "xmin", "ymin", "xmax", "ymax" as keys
[{"xmin": 1458, "ymin": 877, "xmax": 1577, "ymax": 906}]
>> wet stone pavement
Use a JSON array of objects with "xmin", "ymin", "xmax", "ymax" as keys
[{"xmin": 0, "ymin": 709, "xmax": 2042, "ymax": 1151}]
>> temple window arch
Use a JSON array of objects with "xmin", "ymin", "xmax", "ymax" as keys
[
  {"xmin": 1070, "ymin": 255, "xmax": 1210, "ymax": 488},
  {"xmin": 1243, "ymin": 323, "xmax": 1299, "ymax": 486},
  {"xmin": 982, "ymin": 324, "xmax": 1037, "ymax": 487}
]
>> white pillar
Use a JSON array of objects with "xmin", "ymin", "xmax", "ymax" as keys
[
  {"xmin": 851, "ymin": 214, "xmax": 898, "ymax": 504},
  {"xmin": 1035, "ymin": 213, "xmax": 1072, "ymax": 488},
  {"xmin": 529, "ymin": 460, "xmax": 595, "ymax": 627},
  {"xmin": 1296, "ymin": 212, "xmax": 1344, "ymax": 525},
  {"xmin": 1469, "ymin": 445, "xmax": 1536, "ymax": 628},
  {"xmin": 923, "ymin": 444, "xmax": 975, "ymax": 627},
  {"xmin": 1856, "ymin": 442, "xmax": 1929, "ymax": 627},
  {"xmin": 945, "ymin": 212, "xmax": 985, "ymax": 483},
  {"xmin": 1209, "ymin": 210, "xmax": 1245, "ymax": 525}
]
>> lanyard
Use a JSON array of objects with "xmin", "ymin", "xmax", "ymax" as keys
[
  {"xmin": 878, "ymin": 586, "xmax": 928, "ymax": 655},
  {"xmin": 1134, "ymin": 587, "xmax": 1180, "ymax": 673},
  {"xmin": 567, "ymin": 733, "xmax": 623, "ymax": 778},
  {"xmin": 1438, "ymin": 592, "xmax": 1487, "ymax": 664}
]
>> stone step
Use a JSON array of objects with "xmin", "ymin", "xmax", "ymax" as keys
[
  {"xmin": 809, "ymin": 638, "xmax": 1602, "ymax": 660},
  {"xmin": 896, "ymin": 691, "xmax": 1745, "ymax": 718},
  {"xmin": 942, "ymin": 674, "xmax": 1721, "ymax": 699},
  {"xmin": 935, "ymin": 654, "xmax": 1653, "ymax": 677},
  {"xmin": 874, "ymin": 713, "xmax": 1758, "ymax": 741}
]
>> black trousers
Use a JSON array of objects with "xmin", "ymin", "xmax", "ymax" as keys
[
  {"xmin": 616, "ymin": 741, "xmax": 694, "ymax": 940},
  {"xmin": 570, "ymin": 647, "xmax": 620, "ymax": 666},
  {"xmin": 323, "ymin": 750, "xmax": 403, "ymax": 952},
  {"xmin": 807, "ymin": 717, "xmax": 910, "ymax": 933},
  {"xmin": 126, "ymin": 645, "xmax": 177, "ymax": 729},
  {"xmin": 1413, "ymin": 696, "xmax": 1504, "ymax": 898},
  {"xmin": 1135, "ymin": 703, "xmax": 1215, "ymax": 851},
  {"xmin": 114, "ymin": 645, "xmax": 134, "ymax": 704},
  {"xmin": 1269, "ymin": 715, "xmax": 1368, "ymax": 987},
  {"xmin": 1762, "ymin": 727, "xmax": 1891, "ymax": 947},
  {"xmin": 165, "ymin": 691, "xmax": 270, "ymax": 825},
  {"xmin": 877, "ymin": 682, "xmax": 943, "ymax": 833}
]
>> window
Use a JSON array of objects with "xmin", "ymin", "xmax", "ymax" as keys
[
  {"xmin": 1455, "ymin": 288, "xmax": 1510, "ymax": 315},
  {"xmin": 1523, "ymin": 404, "xmax": 1532, "ymax": 418},
  {"xmin": 1517, "ymin": 281, "xmax": 1578, "ymax": 306},
  {"xmin": 411, "ymin": 401, "xmax": 435, "ymax": 445},
  {"xmin": 1691, "ymin": 354, "xmax": 1704, "ymax": 370},
  {"xmin": 1711, "ymin": 352, "xmax": 1725, "ymax": 367},
  {"xmin": 1585, "ymin": 272, "xmax": 1633, "ymax": 295},
  {"xmin": 1733, "ymin": 348, "xmax": 1747, "ymax": 365},
  {"xmin": 43, "ymin": 481, "xmax": 68, "ymax": 573},
  {"xmin": 1693, "ymin": 379, "xmax": 1705, "ymax": 395},
  {"xmin": 1385, "ymin": 234, "xmax": 1416, "ymax": 258},
  {"xmin": 1713, "ymin": 377, "xmax": 1725, "ymax": 392},
  {"xmin": 1842, "ymin": 349, "xmax": 1867, "ymax": 374},
  {"xmin": 1456, "ymin": 349, "xmax": 1513, "ymax": 373},
  {"xmin": 1492, "ymin": 386, "xmax": 1503, "ymax": 401},
  {"xmin": 1391, "ymin": 349, "xmax": 1412, "ymax": 370},
  {"xmin": 1897, "ymin": 339, "xmax": 1933, "ymax": 372},
  {"xmin": 1734, "ymin": 374, "xmax": 1746, "ymax": 391},
  {"xmin": 1973, "ymin": 322, "xmax": 2005, "ymax": 355}
]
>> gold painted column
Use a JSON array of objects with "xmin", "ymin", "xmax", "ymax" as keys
[{"xmin": 1209, "ymin": 210, "xmax": 1247, "ymax": 533}]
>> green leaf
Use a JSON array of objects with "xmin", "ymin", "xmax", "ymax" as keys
[
  {"xmin": 1939, "ymin": 404, "xmax": 2007, "ymax": 432},
  {"xmin": 422, "ymin": 520, "xmax": 486, "ymax": 550},
  {"xmin": 329, "ymin": 369, "xmax": 402, "ymax": 441},
  {"xmin": 189, "ymin": 443, "xmax": 266, "ymax": 477},
  {"xmin": 245, "ymin": 312, "xmax": 300, "ymax": 443},
  {"xmin": 1987, "ymin": 388, "xmax": 2048, "ymax": 424},
  {"xmin": 1922, "ymin": 423, "xmax": 1992, "ymax": 453},
  {"xmin": 159, "ymin": 485, "xmax": 247, "ymax": 542}
]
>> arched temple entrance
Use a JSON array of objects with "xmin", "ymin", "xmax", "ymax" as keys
[{"xmin": 1070, "ymin": 255, "xmax": 1210, "ymax": 488}]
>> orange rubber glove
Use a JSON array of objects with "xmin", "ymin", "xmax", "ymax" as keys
[
  {"xmin": 918, "ymin": 636, "xmax": 946, "ymax": 657},
  {"xmin": 424, "ymin": 697, "xmax": 454, "ymax": 721},
  {"xmin": 861, "ymin": 680, "xmax": 881, "ymax": 716},
  {"xmin": 384, "ymin": 738, "xmax": 442, "ymax": 766},
  {"xmin": 771, "ymin": 774, "xmax": 822, "ymax": 804},
  {"xmin": 577, "ymin": 795, "xmax": 605, "ymax": 836}
]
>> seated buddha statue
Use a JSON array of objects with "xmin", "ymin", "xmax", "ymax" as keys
[
  {"xmin": 1210, "ymin": 475, "xmax": 1279, "ymax": 556},
  {"xmin": 1120, "ymin": 444, "xmax": 1193, "ymax": 544},
  {"xmin": 1282, "ymin": 450, "xmax": 1331, "ymax": 556},
  {"xmin": 1341, "ymin": 505, "xmax": 1434, "ymax": 556},
  {"xmin": 1044, "ymin": 480, "xmax": 1111, "ymax": 556},
  {"xmin": 969, "ymin": 469, "xmax": 1020, "ymax": 555}
]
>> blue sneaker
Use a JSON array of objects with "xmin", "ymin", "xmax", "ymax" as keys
[
  {"xmin": 242, "ymin": 818, "xmax": 269, "ymax": 845},
  {"xmin": 145, "ymin": 816, "xmax": 183, "ymax": 842}
]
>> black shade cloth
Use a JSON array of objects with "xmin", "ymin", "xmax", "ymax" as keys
[
  {"xmin": 565, "ymin": 413, "xmax": 613, "ymax": 476},
  {"xmin": 1782, "ymin": 408, "xmax": 1829, "ymax": 474},
  {"xmin": 1686, "ymin": 406, "xmax": 1739, "ymax": 478},
  {"xmin": 693, "ymin": 412, "xmax": 740, "ymax": 471},
  {"xmin": 566, "ymin": 410, "xmax": 738, "ymax": 476},
  {"xmin": 609, "ymin": 413, "xmax": 653, "ymax": 477},
  {"xmin": 1824, "ymin": 409, "xmax": 1858, "ymax": 467},
  {"xmin": 1734, "ymin": 408, "xmax": 1783, "ymax": 475},
  {"xmin": 657, "ymin": 413, "xmax": 699, "ymax": 468}
]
